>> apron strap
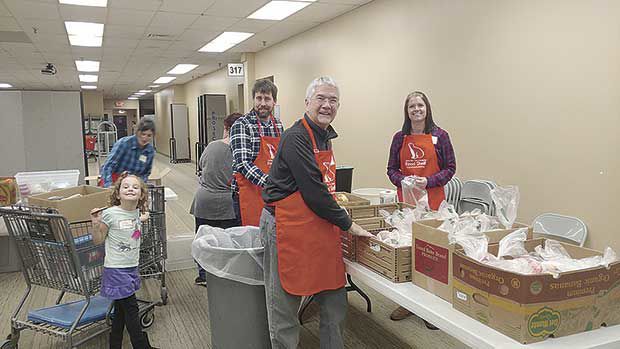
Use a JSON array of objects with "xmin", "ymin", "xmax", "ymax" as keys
[
  {"xmin": 301, "ymin": 118, "xmax": 320, "ymax": 154},
  {"xmin": 256, "ymin": 114, "xmax": 280, "ymax": 137}
]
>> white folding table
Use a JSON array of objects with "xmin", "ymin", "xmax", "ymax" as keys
[{"xmin": 345, "ymin": 260, "xmax": 620, "ymax": 349}]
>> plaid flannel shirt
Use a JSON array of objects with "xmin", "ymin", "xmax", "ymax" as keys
[
  {"xmin": 230, "ymin": 110, "xmax": 284, "ymax": 194},
  {"xmin": 100, "ymin": 135, "xmax": 154, "ymax": 187}
]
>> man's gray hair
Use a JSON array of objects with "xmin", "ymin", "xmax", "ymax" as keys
[
  {"xmin": 305, "ymin": 76, "xmax": 340, "ymax": 100},
  {"xmin": 137, "ymin": 116, "xmax": 156, "ymax": 133}
]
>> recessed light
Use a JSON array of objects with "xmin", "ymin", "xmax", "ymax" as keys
[
  {"xmin": 138, "ymin": 89, "xmax": 152, "ymax": 93},
  {"xmin": 0, "ymin": 83, "xmax": 13, "ymax": 88},
  {"xmin": 153, "ymin": 76, "xmax": 176, "ymax": 84},
  {"xmin": 79, "ymin": 74, "xmax": 98, "ymax": 82},
  {"xmin": 128, "ymin": 97, "xmax": 138, "ymax": 100},
  {"xmin": 75, "ymin": 60, "xmax": 99, "ymax": 72},
  {"xmin": 81, "ymin": 85, "xmax": 97, "ymax": 89},
  {"xmin": 59, "ymin": 0, "xmax": 107, "ymax": 7},
  {"xmin": 198, "ymin": 32, "xmax": 254, "ymax": 53},
  {"xmin": 65, "ymin": 21, "xmax": 104, "ymax": 47},
  {"xmin": 167, "ymin": 64, "xmax": 198, "ymax": 75},
  {"xmin": 248, "ymin": 1, "xmax": 311, "ymax": 21}
]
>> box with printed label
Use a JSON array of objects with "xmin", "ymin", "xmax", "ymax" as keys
[
  {"xmin": 356, "ymin": 227, "xmax": 411, "ymax": 283},
  {"xmin": 412, "ymin": 219, "xmax": 531, "ymax": 302},
  {"xmin": 28, "ymin": 185, "xmax": 111, "ymax": 224},
  {"xmin": 452, "ymin": 238, "xmax": 620, "ymax": 344},
  {"xmin": 342, "ymin": 202, "xmax": 414, "ymax": 262}
]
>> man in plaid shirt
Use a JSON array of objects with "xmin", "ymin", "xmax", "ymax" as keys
[
  {"xmin": 100, "ymin": 117, "xmax": 155, "ymax": 187},
  {"xmin": 230, "ymin": 79, "xmax": 284, "ymax": 223}
]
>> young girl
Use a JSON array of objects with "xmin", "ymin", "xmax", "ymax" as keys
[{"xmin": 91, "ymin": 173, "xmax": 158, "ymax": 349}]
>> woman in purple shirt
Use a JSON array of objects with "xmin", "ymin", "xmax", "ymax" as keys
[{"xmin": 386, "ymin": 91, "xmax": 456, "ymax": 323}]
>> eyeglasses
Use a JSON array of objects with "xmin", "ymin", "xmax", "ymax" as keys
[{"xmin": 313, "ymin": 95, "xmax": 339, "ymax": 107}]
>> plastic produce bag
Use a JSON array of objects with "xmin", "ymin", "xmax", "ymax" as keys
[
  {"xmin": 192, "ymin": 225, "xmax": 264, "ymax": 285},
  {"xmin": 401, "ymin": 175, "xmax": 429, "ymax": 211},
  {"xmin": 496, "ymin": 228, "xmax": 529, "ymax": 259},
  {"xmin": 491, "ymin": 185, "xmax": 519, "ymax": 229},
  {"xmin": 448, "ymin": 225, "xmax": 490, "ymax": 262}
]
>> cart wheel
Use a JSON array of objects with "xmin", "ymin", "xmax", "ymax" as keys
[
  {"xmin": 161, "ymin": 288, "xmax": 168, "ymax": 305},
  {"xmin": 140, "ymin": 311, "xmax": 155, "ymax": 329},
  {"xmin": 1, "ymin": 339, "xmax": 15, "ymax": 349}
]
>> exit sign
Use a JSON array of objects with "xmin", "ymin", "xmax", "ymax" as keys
[{"xmin": 227, "ymin": 63, "xmax": 244, "ymax": 77}]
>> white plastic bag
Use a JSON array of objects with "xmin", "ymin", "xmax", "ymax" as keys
[
  {"xmin": 496, "ymin": 228, "xmax": 529, "ymax": 259},
  {"xmin": 490, "ymin": 185, "xmax": 519, "ymax": 229},
  {"xmin": 191, "ymin": 225, "xmax": 264, "ymax": 285},
  {"xmin": 448, "ymin": 226, "xmax": 490, "ymax": 262},
  {"xmin": 401, "ymin": 175, "xmax": 429, "ymax": 211}
]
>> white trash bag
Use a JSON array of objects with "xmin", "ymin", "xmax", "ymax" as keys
[
  {"xmin": 490, "ymin": 185, "xmax": 519, "ymax": 229},
  {"xmin": 192, "ymin": 225, "xmax": 264, "ymax": 285}
]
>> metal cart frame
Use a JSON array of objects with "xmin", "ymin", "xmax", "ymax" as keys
[{"xmin": 140, "ymin": 186, "xmax": 168, "ymax": 305}]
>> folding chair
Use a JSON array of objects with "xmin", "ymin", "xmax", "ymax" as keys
[{"xmin": 532, "ymin": 213, "xmax": 588, "ymax": 247}]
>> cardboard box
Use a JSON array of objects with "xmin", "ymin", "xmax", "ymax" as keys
[
  {"xmin": 452, "ymin": 239, "xmax": 620, "ymax": 344},
  {"xmin": 412, "ymin": 219, "xmax": 531, "ymax": 302},
  {"xmin": 335, "ymin": 192, "xmax": 370, "ymax": 207},
  {"xmin": 28, "ymin": 185, "xmax": 111, "ymax": 223},
  {"xmin": 341, "ymin": 202, "xmax": 414, "ymax": 262},
  {"xmin": 356, "ymin": 227, "xmax": 411, "ymax": 283},
  {"xmin": 0, "ymin": 177, "xmax": 18, "ymax": 206}
]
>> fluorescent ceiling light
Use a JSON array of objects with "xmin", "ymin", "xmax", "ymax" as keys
[
  {"xmin": 149, "ymin": 85, "xmax": 159, "ymax": 88},
  {"xmin": 134, "ymin": 92, "xmax": 146, "ymax": 95},
  {"xmin": 65, "ymin": 21, "xmax": 104, "ymax": 36},
  {"xmin": 248, "ymin": 1, "xmax": 311, "ymax": 21},
  {"xmin": 0, "ymin": 83, "xmax": 13, "ymax": 88},
  {"xmin": 138, "ymin": 89, "xmax": 152, "ymax": 93},
  {"xmin": 198, "ymin": 32, "xmax": 254, "ymax": 53},
  {"xmin": 128, "ymin": 97, "xmax": 138, "ymax": 100},
  {"xmin": 79, "ymin": 74, "xmax": 98, "ymax": 82},
  {"xmin": 81, "ymin": 85, "xmax": 97, "ymax": 89},
  {"xmin": 167, "ymin": 64, "xmax": 198, "ymax": 75},
  {"xmin": 65, "ymin": 21, "xmax": 104, "ymax": 47},
  {"xmin": 75, "ymin": 60, "xmax": 99, "ymax": 72},
  {"xmin": 59, "ymin": 0, "xmax": 107, "ymax": 7},
  {"xmin": 153, "ymin": 76, "xmax": 176, "ymax": 84}
]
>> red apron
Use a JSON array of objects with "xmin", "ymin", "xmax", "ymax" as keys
[
  {"xmin": 397, "ymin": 134, "xmax": 446, "ymax": 210},
  {"xmin": 234, "ymin": 115, "xmax": 281, "ymax": 226},
  {"xmin": 274, "ymin": 118, "xmax": 345, "ymax": 296}
]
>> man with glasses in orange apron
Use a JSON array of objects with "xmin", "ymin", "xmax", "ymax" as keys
[
  {"xmin": 231, "ymin": 79, "xmax": 284, "ymax": 226},
  {"xmin": 260, "ymin": 77, "xmax": 372, "ymax": 348}
]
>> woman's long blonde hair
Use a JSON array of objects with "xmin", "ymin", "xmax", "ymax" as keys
[{"xmin": 109, "ymin": 173, "xmax": 148, "ymax": 212}]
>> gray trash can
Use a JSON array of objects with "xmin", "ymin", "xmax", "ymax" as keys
[{"xmin": 192, "ymin": 226, "xmax": 271, "ymax": 349}]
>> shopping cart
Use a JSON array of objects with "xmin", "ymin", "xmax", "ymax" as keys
[
  {"xmin": 0, "ymin": 206, "xmax": 156, "ymax": 349},
  {"xmin": 140, "ymin": 186, "xmax": 168, "ymax": 306}
]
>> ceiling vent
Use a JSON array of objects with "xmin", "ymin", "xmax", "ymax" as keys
[{"xmin": 146, "ymin": 33, "xmax": 173, "ymax": 40}]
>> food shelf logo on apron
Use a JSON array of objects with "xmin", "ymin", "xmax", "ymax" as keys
[
  {"xmin": 406, "ymin": 142, "xmax": 427, "ymax": 168},
  {"xmin": 322, "ymin": 155, "xmax": 336, "ymax": 192},
  {"xmin": 267, "ymin": 143, "xmax": 277, "ymax": 166}
]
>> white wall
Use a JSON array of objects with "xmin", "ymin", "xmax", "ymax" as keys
[{"xmin": 0, "ymin": 91, "xmax": 84, "ymax": 178}]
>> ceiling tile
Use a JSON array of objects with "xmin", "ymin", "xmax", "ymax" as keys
[
  {"xmin": 0, "ymin": 16, "xmax": 21, "ymax": 31},
  {"xmin": 108, "ymin": 0, "xmax": 162, "ymax": 11},
  {"xmin": 287, "ymin": 3, "xmax": 356, "ymax": 23},
  {"xmin": 203, "ymin": 0, "xmax": 268, "ymax": 18},
  {"xmin": 59, "ymin": 4, "xmax": 107, "ymax": 22},
  {"xmin": 159, "ymin": 0, "xmax": 215, "ymax": 14},
  {"xmin": 17, "ymin": 19, "xmax": 66, "ymax": 36},
  {"xmin": 149, "ymin": 11, "xmax": 198, "ymax": 29},
  {"xmin": 227, "ymin": 18, "xmax": 274, "ymax": 34},
  {"xmin": 317, "ymin": 0, "xmax": 372, "ymax": 4},
  {"xmin": 106, "ymin": 7, "xmax": 156, "ymax": 26},
  {"xmin": 3, "ymin": 0, "xmax": 60, "ymax": 20},
  {"xmin": 104, "ymin": 24, "xmax": 147, "ymax": 39},
  {"xmin": 71, "ymin": 46, "xmax": 102, "ymax": 59},
  {"xmin": 145, "ymin": 24, "xmax": 186, "ymax": 37},
  {"xmin": 103, "ymin": 37, "xmax": 140, "ymax": 49},
  {"xmin": 136, "ymin": 38, "xmax": 172, "ymax": 50},
  {"xmin": 178, "ymin": 29, "xmax": 219, "ymax": 44},
  {"xmin": 190, "ymin": 15, "xmax": 240, "ymax": 32}
]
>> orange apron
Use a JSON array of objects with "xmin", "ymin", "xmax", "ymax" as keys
[
  {"xmin": 274, "ymin": 118, "xmax": 345, "ymax": 296},
  {"xmin": 397, "ymin": 134, "xmax": 446, "ymax": 210},
  {"xmin": 234, "ymin": 115, "xmax": 281, "ymax": 226}
]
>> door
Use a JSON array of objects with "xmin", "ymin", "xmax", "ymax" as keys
[{"xmin": 113, "ymin": 115, "xmax": 127, "ymax": 138}]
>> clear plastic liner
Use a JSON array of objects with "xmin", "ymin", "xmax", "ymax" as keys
[
  {"xmin": 191, "ymin": 225, "xmax": 264, "ymax": 285},
  {"xmin": 401, "ymin": 175, "xmax": 429, "ymax": 211},
  {"xmin": 490, "ymin": 185, "xmax": 519, "ymax": 229}
]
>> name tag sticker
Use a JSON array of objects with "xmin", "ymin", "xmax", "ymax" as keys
[
  {"xmin": 432, "ymin": 136, "xmax": 438, "ymax": 144},
  {"xmin": 139, "ymin": 155, "xmax": 147, "ymax": 163},
  {"xmin": 119, "ymin": 219, "xmax": 134, "ymax": 230}
]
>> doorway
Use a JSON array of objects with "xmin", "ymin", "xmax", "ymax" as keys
[{"xmin": 113, "ymin": 115, "xmax": 128, "ymax": 138}]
